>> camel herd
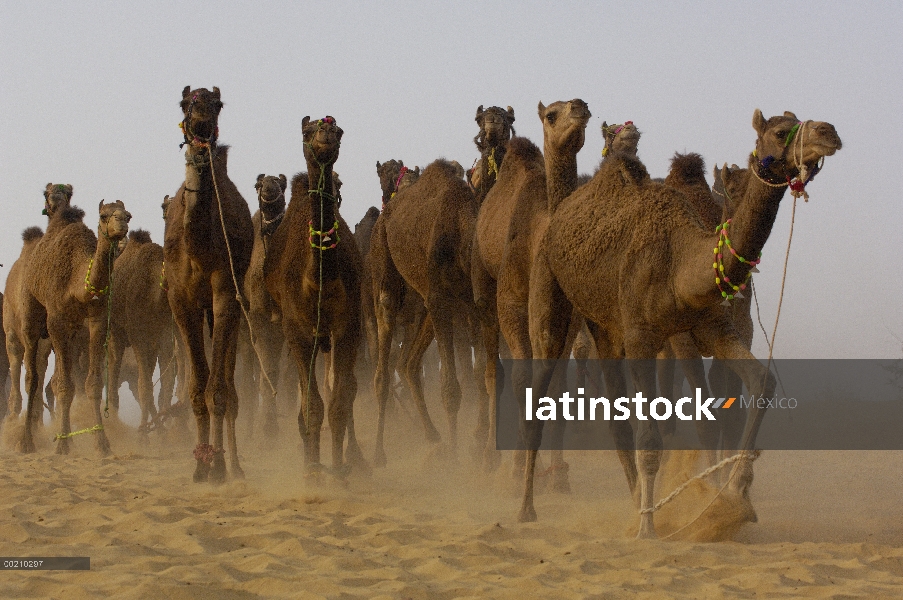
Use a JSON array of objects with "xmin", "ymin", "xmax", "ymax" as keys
[{"xmin": 1, "ymin": 85, "xmax": 842, "ymax": 538}]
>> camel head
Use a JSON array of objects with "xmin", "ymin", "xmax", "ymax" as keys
[
  {"xmin": 376, "ymin": 159, "xmax": 405, "ymax": 202},
  {"xmin": 98, "ymin": 199, "xmax": 131, "ymax": 244},
  {"xmin": 751, "ymin": 110, "xmax": 842, "ymax": 190},
  {"xmin": 179, "ymin": 86, "xmax": 222, "ymax": 147},
  {"xmin": 396, "ymin": 165, "xmax": 421, "ymax": 193},
  {"xmin": 601, "ymin": 121, "xmax": 641, "ymax": 157},
  {"xmin": 255, "ymin": 174, "xmax": 288, "ymax": 212},
  {"xmin": 43, "ymin": 183, "xmax": 73, "ymax": 217},
  {"xmin": 538, "ymin": 99, "xmax": 592, "ymax": 155},
  {"xmin": 474, "ymin": 105, "xmax": 516, "ymax": 151},
  {"xmin": 302, "ymin": 115, "xmax": 343, "ymax": 166}
]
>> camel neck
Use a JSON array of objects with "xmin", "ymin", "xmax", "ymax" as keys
[
  {"xmin": 679, "ymin": 157, "xmax": 786, "ymax": 308},
  {"xmin": 307, "ymin": 159, "xmax": 340, "ymax": 280},
  {"xmin": 182, "ymin": 144, "xmax": 222, "ymax": 251},
  {"xmin": 475, "ymin": 142, "xmax": 507, "ymax": 203},
  {"xmin": 85, "ymin": 229, "xmax": 117, "ymax": 301},
  {"xmin": 545, "ymin": 145, "xmax": 579, "ymax": 212}
]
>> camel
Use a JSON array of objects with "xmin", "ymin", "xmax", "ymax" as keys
[
  {"xmin": 4, "ymin": 184, "xmax": 75, "ymax": 422},
  {"xmin": 163, "ymin": 86, "xmax": 253, "ymax": 483},
  {"xmin": 107, "ymin": 229, "xmax": 177, "ymax": 436},
  {"xmin": 522, "ymin": 110, "xmax": 842, "ymax": 538},
  {"xmin": 471, "ymin": 99, "xmax": 592, "ymax": 484},
  {"xmin": 468, "ymin": 106, "xmax": 516, "ymax": 202},
  {"xmin": 240, "ymin": 173, "xmax": 288, "ymax": 438},
  {"xmin": 18, "ymin": 200, "xmax": 131, "ymax": 454},
  {"xmin": 370, "ymin": 153, "xmax": 486, "ymax": 465},
  {"xmin": 264, "ymin": 115, "xmax": 366, "ymax": 475}
]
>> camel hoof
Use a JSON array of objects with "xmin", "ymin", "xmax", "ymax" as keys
[
  {"xmin": 56, "ymin": 438, "xmax": 71, "ymax": 455},
  {"xmin": 424, "ymin": 427, "xmax": 441, "ymax": 444},
  {"xmin": 518, "ymin": 505, "xmax": 537, "ymax": 523},
  {"xmin": 373, "ymin": 447, "xmax": 387, "ymax": 469},
  {"xmin": 96, "ymin": 435, "xmax": 112, "ymax": 457},
  {"xmin": 230, "ymin": 464, "xmax": 245, "ymax": 480},
  {"xmin": 549, "ymin": 475, "xmax": 571, "ymax": 494},
  {"xmin": 209, "ymin": 463, "xmax": 227, "ymax": 485},
  {"xmin": 193, "ymin": 461, "xmax": 210, "ymax": 483},
  {"xmin": 16, "ymin": 439, "xmax": 36, "ymax": 454},
  {"xmin": 635, "ymin": 528, "xmax": 658, "ymax": 540}
]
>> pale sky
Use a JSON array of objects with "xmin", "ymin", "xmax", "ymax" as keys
[{"xmin": 1, "ymin": 0, "xmax": 901, "ymax": 359}]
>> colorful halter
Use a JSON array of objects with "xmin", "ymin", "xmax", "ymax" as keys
[
  {"xmin": 712, "ymin": 219, "xmax": 760, "ymax": 304},
  {"xmin": 309, "ymin": 220, "xmax": 339, "ymax": 250}
]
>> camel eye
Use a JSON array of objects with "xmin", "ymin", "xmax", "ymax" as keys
[{"xmin": 547, "ymin": 112, "xmax": 557, "ymax": 124}]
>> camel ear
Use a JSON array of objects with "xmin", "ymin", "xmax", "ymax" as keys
[
  {"xmin": 182, "ymin": 86, "xmax": 191, "ymax": 99},
  {"xmin": 752, "ymin": 109, "xmax": 767, "ymax": 137},
  {"xmin": 255, "ymin": 174, "xmax": 265, "ymax": 190},
  {"xmin": 99, "ymin": 199, "xmax": 105, "ymax": 212},
  {"xmin": 475, "ymin": 105, "xmax": 484, "ymax": 120},
  {"xmin": 414, "ymin": 166, "xmax": 420, "ymax": 176},
  {"xmin": 64, "ymin": 184, "xmax": 73, "ymax": 196},
  {"xmin": 335, "ymin": 126, "xmax": 344, "ymax": 140},
  {"xmin": 44, "ymin": 183, "xmax": 52, "ymax": 199},
  {"xmin": 506, "ymin": 106, "xmax": 515, "ymax": 121},
  {"xmin": 212, "ymin": 87, "xmax": 221, "ymax": 100},
  {"xmin": 302, "ymin": 116, "xmax": 311, "ymax": 129},
  {"xmin": 376, "ymin": 161, "xmax": 382, "ymax": 171},
  {"xmin": 537, "ymin": 101, "xmax": 546, "ymax": 119},
  {"xmin": 278, "ymin": 174, "xmax": 287, "ymax": 190},
  {"xmin": 783, "ymin": 111, "xmax": 798, "ymax": 121}
]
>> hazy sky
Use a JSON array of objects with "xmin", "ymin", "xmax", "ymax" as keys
[{"xmin": 1, "ymin": 1, "xmax": 901, "ymax": 359}]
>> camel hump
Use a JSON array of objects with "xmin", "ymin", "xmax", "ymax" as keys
[
  {"xmin": 505, "ymin": 136, "xmax": 543, "ymax": 162},
  {"xmin": 56, "ymin": 205, "xmax": 86, "ymax": 224},
  {"xmin": 22, "ymin": 226, "xmax": 44, "ymax": 242},
  {"xmin": 365, "ymin": 206, "xmax": 380, "ymax": 220},
  {"xmin": 665, "ymin": 152, "xmax": 707, "ymax": 187},
  {"xmin": 128, "ymin": 229, "xmax": 153, "ymax": 244},
  {"xmin": 598, "ymin": 151, "xmax": 650, "ymax": 186}
]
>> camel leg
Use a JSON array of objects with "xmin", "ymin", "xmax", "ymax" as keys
[
  {"xmin": 17, "ymin": 307, "xmax": 44, "ymax": 453},
  {"xmin": 172, "ymin": 305, "xmax": 211, "ymax": 482},
  {"xmin": 106, "ymin": 330, "xmax": 126, "ymax": 415},
  {"xmin": 427, "ymin": 293, "xmax": 461, "ymax": 456},
  {"xmin": 134, "ymin": 341, "xmax": 159, "ymax": 437},
  {"xmin": 373, "ymin": 279, "xmax": 401, "ymax": 467},
  {"xmin": 474, "ymin": 279, "xmax": 502, "ymax": 471},
  {"xmin": 670, "ymin": 332, "xmax": 720, "ymax": 470},
  {"xmin": 519, "ymin": 257, "xmax": 573, "ymax": 522},
  {"xmin": 694, "ymin": 323, "xmax": 774, "ymax": 513},
  {"xmin": 288, "ymin": 333, "xmax": 324, "ymax": 471},
  {"xmin": 222, "ymin": 327, "xmax": 243, "ymax": 479},
  {"xmin": 156, "ymin": 329, "xmax": 177, "ymax": 416},
  {"xmin": 5, "ymin": 330, "xmax": 24, "ymax": 418},
  {"xmin": 624, "ymin": 330, "xmax": 667, "ymax": 540},
  {"xmin": 656, "ymin": 339, "xmax": 677, "ymax": 438},
  {"xmin": 45, "ymin": 320, "xmax": 76, "ymax": 455},
  {"xmin": 84, "ymin": 313, "xmax": 112, "ymax": 456},
  {"xmin": 328, "ymin": 328, "xmax": 362, "ymax": 476},
  {"xmin": 208, "ymin": 284, "xmax": 242, "ymax": 483},
  {"xmin": 257, "ymin": 321, "xmax": 284, "ymax": 441},
  {"xmin": 403, "ymin": 311, "xmax": 442, "ymax": 443}
]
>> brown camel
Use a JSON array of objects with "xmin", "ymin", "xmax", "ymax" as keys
[
  {"xmin": 107, "ymin": 229, "xmax": 177, "ymax": 436},
  {"xmin": 471, "ymin": 99, "xmax": 592, "ymax": 482},
  {"xmin": 18, "ymin": 200, "xmax": 131, "ymax": 454},
  {"xmin": 468, "ymin": 106, "xmax": 516, "ymax": 202},
  {"xmin": 4, "ymin": 184, "xmax": 75, "ymax": 422},
  {"xmin": 241, "ymin": 173, "xmax": 288, "ymax": 439},
  {"xmin": 522, "ymin": 110, "xmax": 842, "ymax": 538},
  {"xmin": 163, "ymin": 86, "xmax": 253, "ymax": 482},
  {"xmin": 264, "ymin": 115, "xmax": 366, "ymax": 475},
  {"xmin": 370, "ymin": 153, "xmax": 485, "ymax": 465}
]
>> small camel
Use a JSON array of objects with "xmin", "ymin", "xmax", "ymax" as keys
[
  {"xmin": 523, "ymin": 110, "xmax": 842, "ymax": 538},
  {"xmin": 108, "ymin": 229, "xmax": 177, "ymax": 436},
  {"xmin": 163, "ymin": 85, "xmax": 254, "ymax": 483},
  {"xmin": 18, "ymin": 200, "xmax": 131, "ymax": 455}
]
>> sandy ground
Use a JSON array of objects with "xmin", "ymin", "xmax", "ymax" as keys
[{"xmin": 2, "ymin": 387, "xmax": 903, "ymax": 599}]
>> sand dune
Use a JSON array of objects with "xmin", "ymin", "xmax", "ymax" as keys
[{"xmin": 2, "ymin": 398, "xmax": 903, "ymax": 599}]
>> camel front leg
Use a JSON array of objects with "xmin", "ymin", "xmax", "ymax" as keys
[
  {"xmin": 83, "ymin": 313, "xmax": 112, "ymax": 456},
  {"xmin": 624, "ymin": 330, "xmax": 667, "ymax": 539},
  {"xmin": 208, "ymin": 288, "xmax": 242, "ymax": 483},
  {"xmin": 172, "ymin": 305, "xmax": 211, "ymax": 482},
  {"xmin": 288, "ymin": 332, "xmax": 324, "ymax": 471}
]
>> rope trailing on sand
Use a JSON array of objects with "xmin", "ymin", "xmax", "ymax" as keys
[{"xmin": 55, "ymin": 424, "xmax": 104, "ymax": 440}]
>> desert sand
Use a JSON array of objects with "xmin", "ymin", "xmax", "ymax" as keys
[{"xmin": 2, "ymin": 389, "xmax": 903, "ymax": 600}]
